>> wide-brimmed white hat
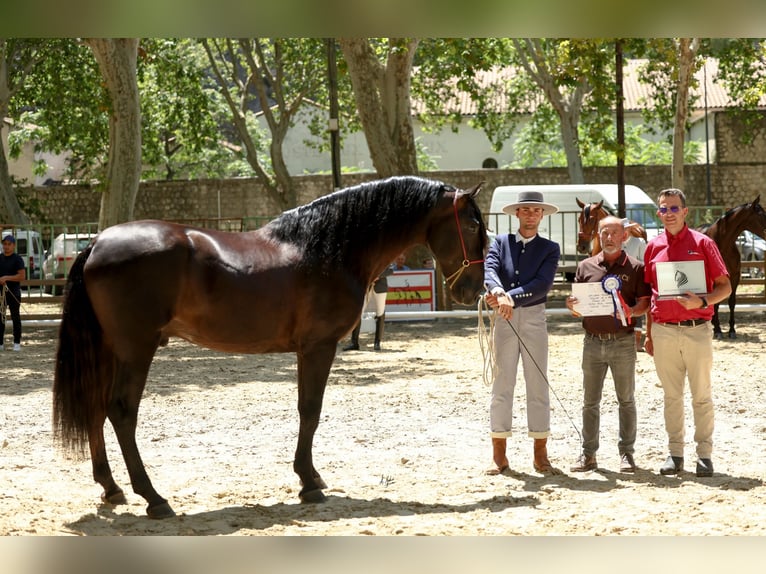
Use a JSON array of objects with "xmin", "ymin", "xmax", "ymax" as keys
[{"xmin": 502, "ymin": 190, "xmax": 559, "ymax": 216}]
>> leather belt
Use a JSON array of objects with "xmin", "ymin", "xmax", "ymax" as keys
[
  {"xmin": 659, "ymin": 319, "xmax": 710, "ymax": 327},
  {"xmin": 585, "ymin": 330, "xmax": 632, "ymax": 341}
]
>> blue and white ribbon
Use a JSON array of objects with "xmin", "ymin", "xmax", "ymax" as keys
[{"xmin": 602, "ymin": 275, "xmax": 627, "ymax": 327}]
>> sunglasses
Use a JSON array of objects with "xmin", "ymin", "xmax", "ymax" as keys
[{"xmin": 658, "ymin": 206, "xmax": 683, "ymax": 214}]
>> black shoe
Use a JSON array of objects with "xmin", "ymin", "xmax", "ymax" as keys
[
  {"xmin": 696, "ymin": 458, "xmax": 714, "ymax": 477},
  {"xmin": 660, "ymin": 455, "xmax": 684, "ymax": 475}
]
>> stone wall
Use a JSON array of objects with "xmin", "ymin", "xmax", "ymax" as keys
[
  {"xmin": 16, "ymin": 161, "xmax": 765, "ymax": 227},
  {"xmin": 16, "ymin": 109, "xmax": 766, "ymax": 225},
  {"xmin": 715, "ymin": 110, "xmax": 766, "ymax": 165}
]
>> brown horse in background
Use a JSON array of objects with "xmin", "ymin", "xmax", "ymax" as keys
[
  {"xmin": 576, "ymin": 198, "xmax": 648, "ymax": 256},
  {"xmin": 698, "ymin": 195, "xmax": 766, "ymax": 339},
  {"xmin": 52, "ymin": 176, "xmax": 487, "ymax": 518}
]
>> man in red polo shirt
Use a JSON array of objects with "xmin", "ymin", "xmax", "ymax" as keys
[{"xmin": 644, "ymin": 189, "xmax": 731, "ymax": 478}]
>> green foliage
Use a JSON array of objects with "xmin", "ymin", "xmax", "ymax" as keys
[
  {"xmin": 508, "ymin": 111, "xmax": 702, "ymax": 168},
  {"xmin": 201, "ymin": 37, "xmax": 330, "ymax": 183},
  {"xmin": 138, "ymin": 39, "xmax": 233, "ymax": 180},
  {"xmin": 8, "ymin": 39, "xmax": 108, "ymax": 182},
  {"xmin": 415, "ymin": 137, "xmax": 439, "ymax": 171},
  {"xmin": 7, "ymin": 38, "xmax": 241, "ymax": 183},
  {"xmin": 713, "ymin": 39, "xmax": 766, "ymax": 145}
]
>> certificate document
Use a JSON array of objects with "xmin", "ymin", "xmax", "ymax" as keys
[{"xmin": 571, "ymin": 282, "xmax": 618, "ymax": 317}]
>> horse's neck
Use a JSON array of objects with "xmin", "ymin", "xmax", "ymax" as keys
[
  {"xmin": 591, "ymin": 234, "xmax": 602, "ymax": 256},
  {"xmin": 724, "ymin": 210, "xmax": 759, "ymax": 238}
]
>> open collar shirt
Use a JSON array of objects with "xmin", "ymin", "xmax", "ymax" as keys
[{"xmin": 644, "ymin": 224, "xmax": 729, "ymax": 323}]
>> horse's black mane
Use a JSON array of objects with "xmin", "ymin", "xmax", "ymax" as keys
[{"xmin": 267, "ymin": 176, "xmax": 454, "ymax": 264}]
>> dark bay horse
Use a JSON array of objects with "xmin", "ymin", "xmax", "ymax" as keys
[
  {"xmin": 576, "ymin": 198, "xmax": 647, "ymax": 256},
  {"xmin": 698, "ymin": 195, "xmax": 766, "ymax": 339},
  {"xmin": 52, "ymin": 176, "xmax": 487, "ymax": 518}
]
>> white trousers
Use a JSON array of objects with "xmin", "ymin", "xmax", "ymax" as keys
[{"xmin": 489, "ymin": 303, "xmax": 551, "ymax": 439}]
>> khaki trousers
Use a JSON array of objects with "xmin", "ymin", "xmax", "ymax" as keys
[{"xmin": 651, "ymin": 321, "xmax": 714, "ymax": 458}]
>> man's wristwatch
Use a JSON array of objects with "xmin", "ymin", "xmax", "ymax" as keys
[{"xmin": 700, "ymin": 296, "xmax": 708, "ymax": 309}]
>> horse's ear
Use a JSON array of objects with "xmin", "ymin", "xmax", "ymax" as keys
[
  {"xmin": 754, "ymin": 195, "xmax": 761, "ymax": 205},
  {"xmin": 576, "ymin": 197, "xmax": 585, "ymax": 208},
  {"xmin": 596, "ymin": 200, "xmax": 604, "ymax": 209},
  {"xmin": 464, "ymin": 181, "xmax": 484, "ymax": 198}
]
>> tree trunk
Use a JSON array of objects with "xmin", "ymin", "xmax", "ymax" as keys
[
  {"xmin": 0, "ymin": 136, "xmax": 29, "ymax": 224},
  {"xmin": 558, "ymin": 110, "xmax": 585, "ymax": 184},
  {"xmin": 339, "ymin": 38, "xmax": 419, "ymax": 177},
  {"xmin": 86, "ymin": 38, "xmax": 141, "ymax": 230},
  {"xmin": 672, "ymin": 38, "xmax": 700, "ymax": 191},
  {"xmin": 513, "ymin": 39, "xmax": 587, "ymax": 185},
  {"xmin": 0, "ymin": 41, "xmax": 31, "ymax": 225}
]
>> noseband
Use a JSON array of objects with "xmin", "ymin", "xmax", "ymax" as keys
[{"xmin": 444, "ymin": 194, "xmax": 485, "ymax": 289}]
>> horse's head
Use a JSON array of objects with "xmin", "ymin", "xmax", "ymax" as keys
[
  {"xmin": 427, "ymin": 181, "xmax": 487, "ymax": 305},
  {"xmin": 576, "ymin": 198, "xmax": 605, "ymax": 254},
  {"xmin": 747, "ymin": 195, "xmax": 766, "ymax": 241}
]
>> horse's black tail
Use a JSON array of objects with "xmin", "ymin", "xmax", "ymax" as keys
[{"xmin": 52, "ymin": 244, "xmax": 111, "ymax": 458}]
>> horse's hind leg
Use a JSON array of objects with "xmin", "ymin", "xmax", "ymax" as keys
[
  {"xmin": 728, "ymin": 293, "xmax": 737, "ymax": 339},
  {"xmin": 89, "ymin": 422, "xmax": 127, "ymax": 506},
  {"xmin": 294, "ymin": 344, "xmax": 337, "ymax": 503},
  {"xmin": 108, "ymin": 355, "xmax": 176, "ymax": 518}
]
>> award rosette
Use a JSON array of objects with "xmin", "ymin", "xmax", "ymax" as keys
[{"xmin": 602, "ymin": 274, "xmax": 629, "ymax": 327}]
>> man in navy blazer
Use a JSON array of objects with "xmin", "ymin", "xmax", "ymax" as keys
[{"xmin": 484, "ymin": 190, "xmax": 561, "ymax": 475}]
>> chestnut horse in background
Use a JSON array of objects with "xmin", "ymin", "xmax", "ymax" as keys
[
  {"xmin": 576, "ymin": 198, "xmax": 648, "ymax": 256},
  {"xmin": 52, "ymin": 176, "xmax": 487, "ymax": 518},
  {"xmin": 697, "ymin": 195, "xmax": 766, "ymax": 339}
]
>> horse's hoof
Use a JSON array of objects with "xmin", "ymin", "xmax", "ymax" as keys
[
  {"xmin": 147, "ymin": 501, "xmax": 176, "ymax": 519},
  {"xmin": 101, "ymin": 488, "xmax": 127, "ymax": 505},
  {"xmin": 713, "ymin": 332, "xmax": 724, "ymax": 340},
  {"xmin": 728, "ymin": 332, "xmax": 737, "ymax": 340},
  {"xmin": 299, "ymin": 488, "xmax": 327, "ymax": 504}
]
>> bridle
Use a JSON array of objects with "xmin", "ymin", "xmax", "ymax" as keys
[{"xmin": 444, "ymin": 193, "xmax": 485, "ymax": 289}]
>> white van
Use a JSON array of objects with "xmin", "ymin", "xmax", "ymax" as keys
[
  {"xmin": 1, "ymin": 228, "xmax": 45, "ymax": 282},
  {"xmin": 488, "ymin": 184, "xmax": 658, "ymax": 276}
]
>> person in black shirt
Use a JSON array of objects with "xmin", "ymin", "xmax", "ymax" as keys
[{"xmin": 0, "ymin": 234, "xmax": 26, "ymax": 351}]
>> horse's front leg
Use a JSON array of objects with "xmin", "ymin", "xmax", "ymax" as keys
[
  {"xmin": 294, "ymin": 343, "xmax": 337, "ymax": 503},
  {"xmin": 728, "ymin": 292, "xmax": 737, "ymax": 339},
  {"xmin": 712, "ymin": 304, "xmax": 724, "ymax": 339}
]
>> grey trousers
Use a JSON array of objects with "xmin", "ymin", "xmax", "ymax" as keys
[
  {"xmin": 489, "ymin": 303, "xmax": 550, "ymax": 439},
  {"xmin": 580, "ymin": 334, "xmax": 637, "ymax": 457}
]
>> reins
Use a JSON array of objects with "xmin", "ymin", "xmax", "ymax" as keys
[
  {"xmin": 1, "ymin": 283, "xmax": 27, "ymax": 318},
  {"xmin": 444, "ymin": 193, "xmax": 484, "ymax": 289},
  {"xmin": 0, "ymin": 284, "xmax": 7, "ymax": 318}
]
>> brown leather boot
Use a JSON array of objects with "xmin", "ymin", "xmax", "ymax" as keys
[
  {"xmin": 486, "ymin": 437, "xmax": 509, "ymax": 475},
  {"xmin": 533, "ymin": 438, "xmax": 553, "ymax": 473}
]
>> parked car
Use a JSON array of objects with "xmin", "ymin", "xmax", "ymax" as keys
[
  {"xmin": 737, "ymin": 230, "xmax": 766, "ymax": 278},
  {"xmin": 42, "ymin": 233, "xmax": 98, "ymax": 295},
  {"xmin": 0, "ymin": 229, "xmax": 45, "ymax": 285}
]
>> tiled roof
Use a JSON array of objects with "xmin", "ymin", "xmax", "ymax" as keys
[{"xmin": 412, "ymin": 58, "xmax": 765, "ymax": 116}]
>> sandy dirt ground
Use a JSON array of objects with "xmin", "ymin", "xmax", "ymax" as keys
[{"xmin": 2, "ymin": 305, "xmax": 766, "ymax": 536}]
